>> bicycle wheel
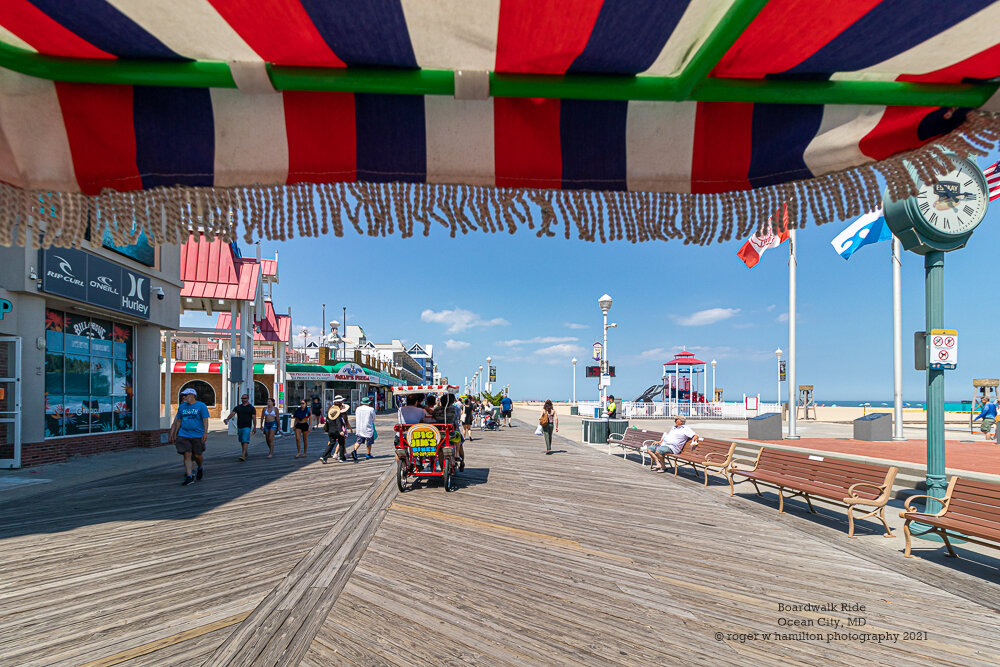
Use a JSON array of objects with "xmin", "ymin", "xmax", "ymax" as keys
[{"xmin": 396, "ymin": 457, "xmax": 408, "ymax": 492}]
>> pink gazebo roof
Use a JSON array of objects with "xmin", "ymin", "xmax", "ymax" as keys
[
  {"xmin": 217, "ymin": 301, "xmax": 290, "ymax": 343},
  {"xmin": 180, "ymin": 234, "xmax": 259, "ymax": 301},
  {"xmin": 664, "ymin": 351, "xmax": 706, "ymax": 366}
]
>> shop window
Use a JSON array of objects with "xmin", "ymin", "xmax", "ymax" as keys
[
  {"xmin": 254, "ymin": 381, "xmax": 269, "ymax": 406},
  {"xmin": 45, "ymin": 309, "xmax": 134, "ymax": 438},
  {"xmin": 180, "ymin": 380, "xmax": 216, "ymax": 407}
]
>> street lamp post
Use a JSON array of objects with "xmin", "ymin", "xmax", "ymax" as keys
[
  {"xmin": 478, "ymin": 366, "xmax": 483, "ymax": 395},
  {"xmin": 486, "ymin": 356, "xmax": 492, "ymax": 393},
  {"xmin": 598, "ymin": 294, "xmax": 613, "ymax": 411},
  {"xmin": 300, "ymin": 327, "xmax": 310, "ymax": 353},
  {"xmin": 775, "ymin": 348, "xmax": 783, "ymax": 407},
  {"xmin": 711, "ymin": 359, "xmax": 717, "ymax": 404},
  {"xmin": 571, "ymin": 357, "xmax": 577, "ymax": 406}
]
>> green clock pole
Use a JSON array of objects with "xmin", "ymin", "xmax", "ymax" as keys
[{"xmin": 924, "ymin": 251, "xmax": 948, "ymax": 507}]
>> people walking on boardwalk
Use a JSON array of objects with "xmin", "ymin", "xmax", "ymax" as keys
[
  {"xmin": 261, "ymin": 398, "xmax": 279, "ymax": 458},
  {"xmin": 321, "ymin": 396, "xmax": 353, "ymax": 463},
  {"xmin": 645, "ymin": 417, "xmax": 699, "ymax": 472},
  {"xmin": 351, "ymin": 396, "xmax": 376, "ymax": 460},
  {"xmin": 170, "ymin": 387, "xmax": 209, "ymax": 486},
  {"xmin": 293, "ymin": 399, "xmax": 311, "ymax": 458},
  {"xmin": 462, "ymin": 397, "xmax": 474, "ymax": 441},
  {"xmin": 500, "ymin": 394, "xmax": 513, "ymax": 427},
  {"xmin": 309, "ymin": 395, "xmax": 323, "ymax": 428},
  {"xmin": 224, "ymin": 393, "xmax": 257, "ymax": 461},
  {"xmin": 973, "ymin": 396, "xmax": 998, "ymax": 441},
  {"xmin": 539, "ymin": 400, "xmax": 558, "ymax": 454}
]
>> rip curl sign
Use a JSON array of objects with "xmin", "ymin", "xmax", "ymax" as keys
[{"xmin": 406, "ymin": 424, "xmax": 441, "ymax": 457}]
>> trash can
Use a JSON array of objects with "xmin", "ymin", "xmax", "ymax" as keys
[
  {"xmin": 608, "ymin": 419, "xmax": 629, "ymax": 441},
  {"xmin": 854, "ymin": 413, "xmax": 892, "ymax": 441},
  {"xmin": 748, "ymin": 412, "xmax": 782, "ymax": 440},
  {"xmin": 280, "ymin": 413, "xmax": 291, "ymax": 432},
  {"xmin": 570, "ymin": 405, "xmax": 579, "ymax": 416},
  {"xmin": 582, "ymin": 419, "xmax": 610, "ymax": 444}
]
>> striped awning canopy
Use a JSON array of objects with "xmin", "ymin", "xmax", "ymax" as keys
[
  {"xmin": 162, "ymin": 361, "xmax": 276, "ymax": 374},
  {"xmin": 2, "ymin": 1, "xmax": 1000, "ymax": 248}
]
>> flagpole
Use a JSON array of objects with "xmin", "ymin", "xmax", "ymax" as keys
[
  {"xmin": 788, "ymin": 228, "xmax": 799, "ymax": 439},
  {"xmin": 892, "ymin": 237, "xmax": 906, "ymax": 440}
]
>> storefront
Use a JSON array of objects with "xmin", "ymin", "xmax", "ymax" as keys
[
  {"xmin": 159, "ymin": 361, "xmax": 276, "ymax": 418},
  {"xmin": 285, "ymin": 362, "xmax": 401, "ymax": 414},
  {"xmin": 0, "ymin": 242, "xmax": 180, "ymax": 468}
]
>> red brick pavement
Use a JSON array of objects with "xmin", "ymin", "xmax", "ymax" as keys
[{"xmin": 747, "ymin": 437, "xmax": 1000, "ymax": 476}]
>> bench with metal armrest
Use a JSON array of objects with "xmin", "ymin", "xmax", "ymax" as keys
[
  {"xmin": 728, "ymin": 447, "xmax": 898, "ymax": 537},
  {"xmin": 663, "ymin": 437, "xmax": 736, "ymax": 487},
  {"xmin": 900, "ymin": 477, "xmax": 1000, "ymax": 559},
  {"xmin": 607, "ymin": 428, "xmax": 663, "ymax": 466}
]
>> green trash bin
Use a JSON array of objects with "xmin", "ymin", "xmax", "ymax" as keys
[
  {"xmin": 582, "ymin": 419, "xmax": 610, "ymax": 444},
  {"xmin": 570, "ymin": 405, "xmax": 579, "ymax": 416},
  {"xmin": 280, "ymin": 413, "xmax": 291, "ymax": 432},
  {"xmin": 608, "ymin": 419, "xmax": 629, "ymax": 440}
]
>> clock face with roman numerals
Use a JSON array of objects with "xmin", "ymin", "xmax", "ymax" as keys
[{"xmin": 914, "ymin": 157, "xmax": 988, "ymax": 236}]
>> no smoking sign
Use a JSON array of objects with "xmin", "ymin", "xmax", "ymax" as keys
[{"xmin": 929, "ymin": 328, "xmax": 958, "ymax": 370}]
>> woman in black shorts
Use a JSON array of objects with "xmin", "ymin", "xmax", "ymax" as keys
[
  {"xmin": 293, "ymin": 399, "xmax": 311, "ymax": 458},
  {"xmin": 462, "ymin": 398, "xmax": 474, "ymax": 442}
]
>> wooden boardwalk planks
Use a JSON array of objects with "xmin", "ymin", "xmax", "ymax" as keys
[
  {"xmin": 0, "ymin": 441, "xmax": 393, "ymax": 666},
  {"xmin": 4, "ymin": 417, "xmax": 1000, "ymax": 665},
  {"xmin": 304, "ymin": 421, "xmax": 1000, "ymax": 666}
]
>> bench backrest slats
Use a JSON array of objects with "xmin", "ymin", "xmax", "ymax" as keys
[
  {"xmin": 944, "ymin": 499, "xmax": 1000, "ymax": 529},
  {"xmin": 620, "ymin": 429, "xmax": 662, "ymax": 446},
  {"xmin": 947, "ymin": 480, "xmax": 1000, "ymax": 528},
  {"xmin": 756, "ymin": 449, "xmax": 892, "ymax": 489},
  {"xmin": 685, "ymin": 439, "xmax": 734, "ymax": 456}
]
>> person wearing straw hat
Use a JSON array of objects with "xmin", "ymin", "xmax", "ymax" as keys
[{"xmin": 320, "ymin": 396, "xmax": 353, "ymax": 463}]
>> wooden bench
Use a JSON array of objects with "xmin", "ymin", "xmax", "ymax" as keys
[
  {"xmin": 900, "ymin": 477, "xmax": 1000, "ymax": 559},
  {"xmin": 607, "ymin": 428, "xmax": 662, "ymax": 466},
  {"xmin": 728, "ymin": 448, "xmax": 898, "ymax": 537},
  {"xmin": 664, "ymin": 437, "xmax": 736, "ymax": 487}
]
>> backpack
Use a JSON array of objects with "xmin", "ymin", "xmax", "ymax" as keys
[{"xmin": 539, "ymin": 411, "xmax": 549, "ymax": 426}]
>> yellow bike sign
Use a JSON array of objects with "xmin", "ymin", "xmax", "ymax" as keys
[{"xmin": 406, "ymin": 424, "xmax": 441, "ymax": 457}]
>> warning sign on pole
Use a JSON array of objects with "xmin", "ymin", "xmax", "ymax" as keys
[{"xmin": 928, "ymin": 328, "xmax": 957, "ymax": 370}]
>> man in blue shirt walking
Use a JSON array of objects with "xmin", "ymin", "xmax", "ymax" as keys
[
  {"xmin": 500, "ymin": 394, "xmax": 513, "ymax": 428},
  {"xmin": 973, "ymin": 397, "xmax": 998, "ymax": 441},
  {"xmin": 170, "ymin": 387, "xmax": 210, "ymax": 485}
]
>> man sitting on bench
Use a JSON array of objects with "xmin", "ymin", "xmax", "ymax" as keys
[{"xmin": 644, "ymin": 416, "xmax": 699, "ymax": 473}]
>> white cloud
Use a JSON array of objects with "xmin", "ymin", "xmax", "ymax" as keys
[
  {"xmin": 420, "ymin": 308, "xmax": 509, "ymax": 333},
  {"xmin": 534, "ymin": 343, "xmax": 584, "ymax": 359},
  {"xmin": 673, "ymin": 307, "xmax": 740, "ymax": 326},
  {"xmin": 444, "ymin": 339, "xmax": 470, "ymax": 350},
  {"xmin": 776, "ymin": 312, "xmax": 789, "ymax": 323},
  {"xmin": 639, "ymin": 347, "xmax": 668, "ymax": 360},
  {"xmin": 564, "ymin": 322, "xmax": 587, "ymax": 330},
  {"xmin": 499, "ymin": 336, "xmax": 578, "ymax": 347},
  {"xmin": 765, "ymin": 304, "xmax": 776, "ymax": 312}
]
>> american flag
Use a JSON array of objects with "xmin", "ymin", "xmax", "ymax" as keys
[{"xmin": 985, "ymin": 161, "xmax": 1000, "ymax": 202}]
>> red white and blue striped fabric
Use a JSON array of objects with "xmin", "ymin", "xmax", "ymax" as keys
[{"xmin": 1, "ymin": 0, "xmax": 999, "ymax": 195}]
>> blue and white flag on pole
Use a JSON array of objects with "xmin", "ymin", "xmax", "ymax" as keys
[{"xmin": 830, "ymin": 209, "xmax": 892, "ymax": 260}]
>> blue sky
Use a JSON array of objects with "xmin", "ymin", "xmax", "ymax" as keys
[{"xmin": 182, "ymin": 149, "xmax": 1000, "ymax": 403}]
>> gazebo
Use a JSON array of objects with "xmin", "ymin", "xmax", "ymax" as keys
[{"xmin": 663, "ymin": 350, "xmax": 707, "ymax": 416}]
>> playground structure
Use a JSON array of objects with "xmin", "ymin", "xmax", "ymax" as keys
[{"xmin": 663, "ymin": 351, "xmax": 707, "ymax": 408}]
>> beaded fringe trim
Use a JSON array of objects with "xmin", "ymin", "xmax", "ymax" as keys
[{"xmin": 2, "ymin": 111, "xmax": 998, "ymax": 249}]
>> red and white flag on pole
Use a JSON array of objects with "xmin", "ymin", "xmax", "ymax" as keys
[
  {"xmin": 737, "ymin": 204, "xmax": 790, "ymax": 269},
  {"xmin": 984, "ymin": 161, "xmax": 1000, "ymax": 201}
]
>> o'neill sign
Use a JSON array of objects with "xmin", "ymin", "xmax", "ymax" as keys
[{"xmin": 40, "ymin": 248, "xmax": 151, "ymax": 319}]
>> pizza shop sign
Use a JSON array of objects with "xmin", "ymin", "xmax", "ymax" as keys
[
  {"xmin": 287, "ymin": 363, "xmax": 372, "ymax": 383},
  {"xmin": 333, "ymin": 363, "xmax": 372, "ymax": 382}
]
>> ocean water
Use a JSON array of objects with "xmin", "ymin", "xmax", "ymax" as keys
[{"xmin": 816, "ymin": 400, "xmax": 977, "ymax": 411}]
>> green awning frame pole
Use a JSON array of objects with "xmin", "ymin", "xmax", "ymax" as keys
[{"xmin": 0, "ymin": 31, "xmax": 996, "ymax": 107}]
